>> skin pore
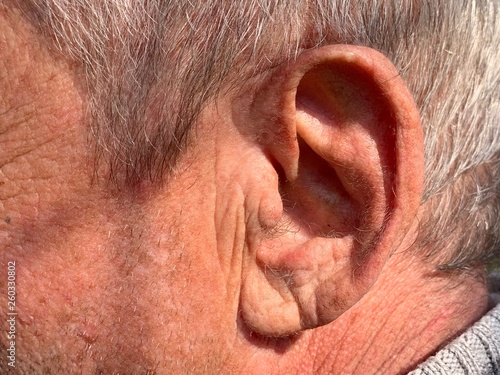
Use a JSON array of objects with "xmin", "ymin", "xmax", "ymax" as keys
[{"xmin": 0, "ymin": 6, "xmax": 490, "ymax": 374}]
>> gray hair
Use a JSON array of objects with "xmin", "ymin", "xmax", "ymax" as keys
[{"xmin": 11, "ymin": 0, "xmax": 500, "ymax": 270}]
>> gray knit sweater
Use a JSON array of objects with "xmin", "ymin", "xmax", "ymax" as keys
[{"xmin": 409, "ymin": 277, "xmax": 500, "ymax": 374}]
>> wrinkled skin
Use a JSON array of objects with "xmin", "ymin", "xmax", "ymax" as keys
[{"xmin": 0, "ymin": 6, "xmax": 489, "ymax": 375}]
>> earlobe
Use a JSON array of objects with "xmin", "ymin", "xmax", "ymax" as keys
[{"xmin": 239, "ymin": 45, "xmax": 424, "ymax": 337}]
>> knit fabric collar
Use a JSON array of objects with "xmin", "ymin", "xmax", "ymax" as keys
[{"xmin": 409, "ymin": 273, "xmax": 500, "ymax": 374}]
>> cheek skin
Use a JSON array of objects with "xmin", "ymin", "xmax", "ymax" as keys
[
  {"xmin": 7, "ymin": 206, "xmax": 247, "ymax": 373},
  {"xmin": 0, "ymin": 148, "xmax": 252, "ymax": 374},
  {"xmin": 2, "ymin": 222, "xmax": 118, "ymax": 373}
]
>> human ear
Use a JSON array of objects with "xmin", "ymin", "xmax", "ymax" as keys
[{"xmin": 239, "ymin": 45, "xmax": 424, "ymax": 337}]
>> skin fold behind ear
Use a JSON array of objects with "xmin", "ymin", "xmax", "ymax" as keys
[{"xmin": 238, "ymin": 45, "xmax": 424, "ymax": 337}]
